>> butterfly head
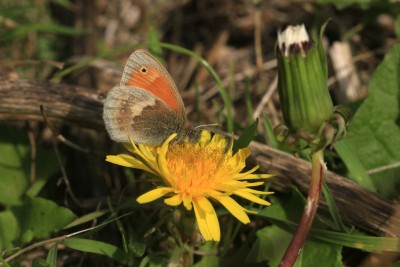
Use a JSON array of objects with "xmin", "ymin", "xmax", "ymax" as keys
[{"xmin": 173, "ymin": 125, "xmax": 201, "ymax": 145}]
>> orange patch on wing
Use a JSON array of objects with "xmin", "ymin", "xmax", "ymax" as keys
[{"xmin": 126, "ymin": 65, "xmax": 180, "ymax": 111}]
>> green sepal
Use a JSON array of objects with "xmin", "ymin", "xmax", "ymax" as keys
[{"xmin": 317, "ymin": 19, "xmax": 331, "ymax": 80}]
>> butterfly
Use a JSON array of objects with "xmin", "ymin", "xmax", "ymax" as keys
[{"xmin": 103, "ymin": 49, "xmax": 200, "ymax": 145}]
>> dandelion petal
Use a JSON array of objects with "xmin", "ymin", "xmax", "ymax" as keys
[
  {"xmin": 234, "ymin": 190, "xmax": 271, "ymax": 206},
  {"xmin": 214, "ymin": 195, "xmax": 250, "ymax": 224},
  {"xmin": 106, "ymin": 154, "xmax": 153, "ymax": 173},
  {"xmin": 137, "ymin": 187, "xmax": 173, "ymax": 204},
  {"xmin": 193, "ymin": 198, "xmax": 220, "ymax": 241},
  {"xmin": 164, "ymin": 194, "xmax": 182, "ymax": 206}
]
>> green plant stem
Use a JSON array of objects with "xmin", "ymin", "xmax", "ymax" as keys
[
  {"xmin": 279, "ymin": 150, "xmax": 324, "ymax": 267},
  {"xmin": 169, "ymin": 245, "xmax": 184, "ymax": 267}
]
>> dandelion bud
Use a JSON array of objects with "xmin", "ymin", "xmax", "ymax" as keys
[{"xmin": 276, "ymin": 24, "xmax": 334, "ymax": 135}]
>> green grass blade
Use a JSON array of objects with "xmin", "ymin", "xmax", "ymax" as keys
[
  {"xmin": 244, "ymin": 77, "xmax": 254, "ymax": 124},
  {"xmin": 51, "ymin": 43, "xmax": 143, "ymax": 82},
  {"xmin": 147, "ymin": 27, "xmax": 164, "ymax": 64},
  {"xmin": 262, "ymin": 117, "xmax": 279, "ymax": 149},
  {"xmin": 63, "ymin": 210, "xmax": 107, "ymax": 229},
  {"xmin": 232, "ymin": 119, "xmax": 258, "ymax": 154},
  {"xmin": 159, "ymin": 42, "xmax": 234, "ymax": 132},
  {"xmin": 256, "ymin": 210, "xmax": 400, "ymax": 252},
  {"xmin": 0, "ymin": 257, "xmax": 11, "ymax": 267},
  {"xmin": 322, "ymin": 181, "xmax": 348, "ymax": 233},
  {"xmin": 228, "ymin": 61, "xmax": 236, "ymax": 98},
  {"xmin": 334, "ymin": 139, "xmax": 376, "ymax": 191},
  {"xmin": 194, "ymin": 80, "xmax": 201, "ymax": 119},
  {"xmin": 6, "ymin": 23, "xmax": 87, "ymax": 42},
  {"xmin": 46, "ymin": 243, "xmax": 58, "ymax": 267},
  {"xmin": 311, "ymin": 228, "xmax": 400, "ymax": 252},
  {"xmin": 62, "ymin": 237, "xmax": 131, "ymax": 264}
]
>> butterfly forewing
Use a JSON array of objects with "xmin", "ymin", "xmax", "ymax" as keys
[{"xmin": 120, "ymin": 50, "xmax": 186, "ymax": 120}]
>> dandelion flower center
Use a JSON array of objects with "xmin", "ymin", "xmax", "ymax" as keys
[{"xmin": 166, "ymin": 142, "xmax": 232, "ymax": 199}]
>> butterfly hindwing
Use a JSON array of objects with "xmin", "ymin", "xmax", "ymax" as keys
[{"xmin": 103, "ymin": 85, "xmax": 186, "ymax": 144}]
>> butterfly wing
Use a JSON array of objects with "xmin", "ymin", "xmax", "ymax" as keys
[
  {"xmin": 103, "ymin": 85, "xmax": 186, "ymax": 144},
  {"xmin": 120, "ymin": 49, "xmax": 187, "ymax": 122}
]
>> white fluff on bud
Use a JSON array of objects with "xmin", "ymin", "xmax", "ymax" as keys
[{"xmin": 278, "ymin": 24, "xmax": 310, "ymax": 57}]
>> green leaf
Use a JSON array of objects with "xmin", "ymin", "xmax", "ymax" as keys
[
  {"xmin": 32, "ymin": 258, "xmax": 48, "ymax": 267},
  {"xmin": 334, "ymin": 140, "xmax": 376, "ymax": 191},
  {"xmin": 0, "ymin": 125, "xmax": 62, "ymax": 202},
  {"xmin": 263, "ymin": 189, "xmax": 326, "ymax": 229},
  {"xmin": 0, "ymin": 211, "xmax": 19, "ymax": 250},
  {"xmin": 232, "ymin": 119, "xmax": 258, "ymax": 154},
  {"xmin": 343, "ymin": 43, "xmax": 400, "ymax": 198},
  {"xmin": 12, "ymin": 197, "xmax": 76, "ymax": 242},
  {"xmin": 139, "ymin": 255, "xmax": 165, "ymax": 267},
  {"xmin": 194, "ymin": 255, "xmax": 219, "ymax": 267},
  {"xmin": 194, "ymin": 242, "xmax": 219, "ymax": 267},
  {"xmin": 62, "ymin": 237, "xmax": 131, "ymax": 265},
  {"xmin": 294, "ymin": 240, "xmax": 342, "ymax": 267},
  {"xmin": 46, "ymin": 243, "xmax": 58, "ymax": 267},
  {"xmin": 247, "ymin": 226, "xmax": 342, "ymax": 267},
  {"xmin": 129, "ymin": 242, "xmax": 146, "ymax": 257},
  {"xmin": 26, "ymin": 150, "xmax": 62, "ymax": 198},
  {"xmin": 246, "ymin": 192, "xmax": 334, "ymax": 265},
  {"xmin": 0, "ymin": 257, "xmax": 12, "ymax": 267},
  {"xmin": 63, "ymin": 210, "xmax": 107, "ymax": 229},
  {"xmin": 247, "ymin": 225, "xmax": 289, "ymax": 266},
  {"xmin": 0, "ymin": 127, "xmax": 30, "ymax": 205},
  {"xmin": 256, "ymin": 196, "xmax": 400, "ymax": 252}
]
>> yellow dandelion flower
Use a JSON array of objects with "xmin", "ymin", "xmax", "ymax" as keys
[{"xmin": 106, "ymin": 131, "xmax": 274, "ymax": 241}]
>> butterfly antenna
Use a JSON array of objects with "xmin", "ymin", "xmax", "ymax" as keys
[
  {"xmin": 194, "ymin": 123, "xmax": 220, "ymax": 130},
  {"xmin": 194, "ymin": 124, "xmax": 233, "ymax": 137}
]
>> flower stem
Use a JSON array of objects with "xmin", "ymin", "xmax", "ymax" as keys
[
  {"xmin": 279, "ymin": 150, "xmax": 325, "ymax": 267},
  {"xmin": 169, "ymin": 244, "xmax": 184, "ymax": 267}
]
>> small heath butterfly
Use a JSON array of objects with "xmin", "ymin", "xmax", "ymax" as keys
[{"xmin": 103, "ymin": 49, "xmax": 199, "ymax": 145}]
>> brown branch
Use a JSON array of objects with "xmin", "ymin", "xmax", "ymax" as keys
[
  {"xmin": 0, "ymin": 76, "xmax": 398, "ymax": 236},
  {"xmin": 0, "ymin": 77, "xmax": 104, "ymax": 129},
  {"xmin": 249, "ymin": 142, "xmax": 398, "ymax": 236}
]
